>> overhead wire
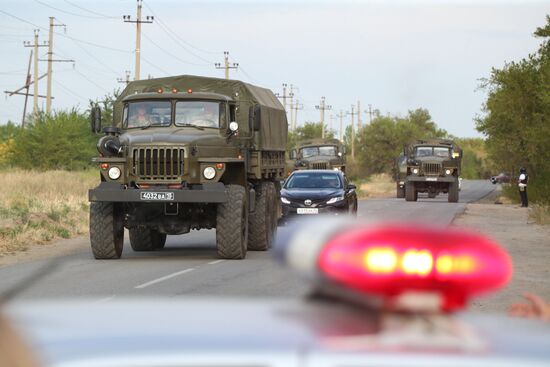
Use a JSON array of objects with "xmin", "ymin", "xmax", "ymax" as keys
[
  {"xmin": 141, "ymin": 56, "xmax": 170, "ymax": 77},
  {"xmin": 142, "ymin": 32, "xmax": 210, "ymax": 67},
  {"xmin": 33, "ymin": 0, "xmax": 114, "ymax": 20},
  {"xmin": 62, "ymin": 0, "xmax": 119, "ymax": 19}
]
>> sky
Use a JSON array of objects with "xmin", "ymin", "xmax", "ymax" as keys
[{"xmin": 0, "ymin": 0, "xmax": 548, "ymax": 137}]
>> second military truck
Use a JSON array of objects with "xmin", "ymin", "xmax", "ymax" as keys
[
  {"xmin": 403, "ymin": 139, "xmax": 462, "ymax": 202},
  {"xmin": 88, "ymin": 75, "xmax": 287, "ymax": 260},
  {"xmin": 287, "ymin": 138, "xmax": 346, "ymax": 173}
]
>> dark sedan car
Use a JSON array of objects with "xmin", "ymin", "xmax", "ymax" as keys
[
  {"xmin": 280, "ymin": 170, "xmax": 357, "ymax": 223},
  {"xmin": 491, "ymin": 172, "xmax": 511, "ymax": 184}
]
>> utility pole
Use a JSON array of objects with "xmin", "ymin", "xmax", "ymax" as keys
[
  {"xmin": 290, "ymin": 99, "xmax": 303, "ymax": 131},
  {"xmin": 336, "ymin": 110, "xmax": 346, "ymax": 142},
  {"xmin": 123, "ymin": 0, "xmax": 153, "ymax": 81},
  {"xmin": 357, "ymin": 100, "xmax": 362, "ymax": 129},
  {"xmin": 365, "ymin": 104, "xmax": 375, "ymax": 124},
  {"xmin": 24, "ymin": 30, "xmax": 48, "ymax": 117},
  {"xmin": 117, "ymin": 70, "xmax": 132, "ymax": 85},
  {"xmin": 215, "ymin": 51, "xmax": 238, "ymax": 80},
  {"xmin": 275, "ymin": 83, "xmax": 288, "ymax": 112},
  {"xmin": 315, "ymin": 96, "xmax": 332, "ymax": 138},
  {"xmin": 44, "ymin": 17, "xmax": 68, "ymax": 114},
  {"xmin": 329, "ymin": 114, "xmax": 334, "ymax": 135},
  {"xmin": 347, "ymin": 105, "xmax": 358, "ymax": 160},
  {"xmin": 287, "ymin": 84, "xmax": 296, "ymax": 127}
]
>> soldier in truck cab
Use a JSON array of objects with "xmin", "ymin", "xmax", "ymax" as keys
[{"xmin": 128, "ymin": 104, "xmax": 152, "ymax": 128}]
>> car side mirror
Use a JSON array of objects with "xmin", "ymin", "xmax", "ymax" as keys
[
  {"xmin": 348, "ymin": 183, "xmax": 357, "ymax": 191},
  {"xmin": 90, "ymin": 106, "xmax": 102, "ymax": 133}
]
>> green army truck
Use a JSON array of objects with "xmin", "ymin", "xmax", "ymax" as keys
[
  {"xmin": 403, "ymin": 139, "xmax": 462, "ymax": 202},
  {"xmin": 88, "ymin": 75, "xmax": 287, "ymax": 260},
  {"xmin": 395, "ymin": 153, "xmax": 407, "ymax": 198},
  {"xmin": 288, "ymin": 138, "xmax": 346, "ymax": 173}
]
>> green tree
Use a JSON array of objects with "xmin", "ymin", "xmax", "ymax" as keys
[{"xmin": 477, "ymin": 16, "xmax": 550, "ymax": 203}]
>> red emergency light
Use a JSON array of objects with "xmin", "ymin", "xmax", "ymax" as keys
[{"xmin": 317, "ymin": 225, "xmax": 512, "ymax": 311}]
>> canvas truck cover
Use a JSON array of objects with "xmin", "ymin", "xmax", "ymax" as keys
[{"xmin": 114, "ymin": 75, "xmax": 287, "ymax": 151}]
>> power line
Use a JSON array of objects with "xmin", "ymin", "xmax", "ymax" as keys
[
  {"xmin": 142, "ymin": 32, "xmax": 209, "ymax": 67},
  {"xmin": 143, "ymin": 2, "xmax": 222, "ymax": 57},
  {"xmin": 33, "ymin": 0, "xmax": 112, "ymax": 20},
  {"xmin": 62, "ymin": 0, "xmax": 119, "ymax": 19},
  {"xmin": 141, "ymin": 55, "xmax": 170, "ymax": 76}
]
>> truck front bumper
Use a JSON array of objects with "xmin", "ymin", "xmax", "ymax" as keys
[
  {"xmin": 406, "ymin": 176, "xmax": 456, "ymax": 183},
  {"xmin": 89, "ymin": 182, "xmax": 228, "ymax": 203}
]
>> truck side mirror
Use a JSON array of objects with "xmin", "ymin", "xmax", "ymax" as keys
[
  {"xmin": 342, "ymin": 146, "xmax": 347, "ymax": 155},
  {"xmin": 90, "ymin": 106, "xmax": 102, "ymax": 133},
  {"xmin": 252, "ymin": 105, "xmax": 261, "ymax": 131}
]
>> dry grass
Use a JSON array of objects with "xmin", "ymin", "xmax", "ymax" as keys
[
  {"xmin": 0, "ymin": 169, "xmax": 97, "ymax": 255},
  {"xmin": 529, "ymin": 204, "xmax": 550, "ymax": 226},
  {"xmin": 358, "ymin": 173, "xmax": 395, "ymax": 199}
]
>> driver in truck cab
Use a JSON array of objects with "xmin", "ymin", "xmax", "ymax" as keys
[{"xmin": 128, "ymin": 104, "xmax": 152, "ymax": 128}]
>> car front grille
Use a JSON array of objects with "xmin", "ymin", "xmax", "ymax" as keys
[
  {"xmin": 312, "ymin": 162, "xmax": 328, "ymax": 169},
  {"xmin": 132, "ymin": 147, "xmax": 184, "ymax": 181},
  {"xmin": 422, "ymin": 162, "xmax": 442, "ymax": 175}
]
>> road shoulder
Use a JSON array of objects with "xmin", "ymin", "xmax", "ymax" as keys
[
  {"xmin": 453, "ymin": 202, "xmax": 550, "ymax": 313},
  {"xmin": 0, "ymin": 236, "xmax": 89, "ymax": 267}
]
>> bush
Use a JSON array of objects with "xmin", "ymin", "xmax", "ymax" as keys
[{"xmin": 10, "ymin": 110, "xmax": 97, "ymax": 170}]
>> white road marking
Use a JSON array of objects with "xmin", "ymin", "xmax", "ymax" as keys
[
  {"xmin": 135, "ymin": 268, "xmax": 194, "ymax": 289},
  {"xmin": 94, "ymin": 295, "xmax": 116, "ymax": 304},
  {"xmin": 208, "ymin": 259, "xmax": 225, "ymax": 265}
]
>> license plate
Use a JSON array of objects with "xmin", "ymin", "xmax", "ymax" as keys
[
  {"xmin": 140, "ymin": 192, "xmax": 175, "ymax": 201},
  {"xmin": 426, "ymin": 177, "xmax": 438, "ymax": 182},
  {"xmin": 297, "ymin": 208, "xmax": 319, "ymax": 215}
]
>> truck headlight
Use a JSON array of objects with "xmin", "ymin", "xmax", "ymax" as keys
[
  {"xmin": 412, "ymin": 168, "xmax": 419, "ymax": 175},
  {"xmin": 445, "ymin": 169, "xmax": 452, "ymax": 175},
  {"xmin": 108, "ymin": 166, "xmax": 121, "ymax": 180},
  {"xmin": 203, "ymin": 166, "xmax": 216, "ymax": 180},
  {"xmin": 281, "ymin": 197, "xmax": 290, "ymax": 204}
]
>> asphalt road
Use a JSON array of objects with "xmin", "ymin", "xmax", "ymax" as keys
[{"xmin": 0, "ymin": 180, "xmax": 494, "ymax": 301}]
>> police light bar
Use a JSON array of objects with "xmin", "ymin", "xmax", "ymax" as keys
[{"xmin": 278, "ymin": 218, "xmax": 512, "ymax": 312}]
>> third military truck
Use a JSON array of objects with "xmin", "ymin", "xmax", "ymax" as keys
[
  {"xmin": 88, "ymin": 75, "xmax": 287, "ymax": 260},
  {"xmin": 287, "ymin": 138, "xmax": 346, "ymax": 174},
  {"xmin": 403, "ymin": 139, "xmax": 462, "ymax": 202}
]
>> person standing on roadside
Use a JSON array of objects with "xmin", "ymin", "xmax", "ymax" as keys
[{"xmin": 518, "ymin": 167, "xmax": 529, "ymax": 207}]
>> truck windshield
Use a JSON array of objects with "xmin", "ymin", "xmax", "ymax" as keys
[
  {"xmin": 301, "ymin": 146, "xmax": 338, "ymax": 158},
  {"xmin": 319, "ymin": 146, "xmax": 337, "ymax": 156},
  {"xmin": 415, "ymin": 146, "xmax": 450, "ymax": 158},
  {"xmin": 125, "ymin": 101, "xmax": 172, "ymax": 128},
  {"xmin": 175, "ymin": 101, "xmax": 221, "ymax": 128}
]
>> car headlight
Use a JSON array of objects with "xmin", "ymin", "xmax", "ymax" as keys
[
  {"xmin": 327, "ymin": 195, "xmax": 345, "ymax": 204},
  {"xmin": 203, "ymin": 166, "xmax": 216, "ymax": 180},
  {"xmin": 108, "ymin": 166, "xmax": 121, "ymax": 180},
  {"xmin": 281, "ymin": 197, "xmax": 290, "ymax": 204},
  {"xmin": 445, "ymin": 169, "xmax": 452, "ymax": 175},
  {"xmin": 412, "ymin": 168, "xmax": 419, "ymax": 175}
]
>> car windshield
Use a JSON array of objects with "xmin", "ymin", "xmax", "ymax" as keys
[
  {"xmin": 175, "ymin": 101, "xmax": 222, "ymax": 128},
  {"xmin": 124, "ymin": 101, "xmax": 172, "ymax": 128},
  {"xmin": 285, "ymin": 172, "xmax": 342, "ymax": 189}
]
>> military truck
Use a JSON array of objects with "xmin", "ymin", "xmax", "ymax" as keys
[
  {"xmin": 395, "ymin": 153, "xmax": 407, "ymax": 198},
  {"xmin": 403, "ymin": 139, "xmax": 462, "ymax": 202},
  {"xmin": 88, "ymin": 75, "xmax": 287, "ymax": 260},
  {"xmin": 288, "ymin": 138, "xmax": 346, "ymax": 173}
]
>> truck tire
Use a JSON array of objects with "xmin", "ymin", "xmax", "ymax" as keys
[
  {"xmin": 405, "ymin": 181, "xmax": 417, "ymax": 202},
  {"xmin": 448, "ymin": 181, "xmax": 459, "ymax": 203},
  {"xmin": 396, "ymin": 185, "xmax": 405, "ymax": 198},
  {"xmin": 90, "ymin": 202, "xmax": 124, "ymax": 259},
  {"xmin": 248, "ymin": 182, "xmax": 275, "ymax": 251},
  {"xmin": 129, "ymin": 228, "xmax": 167, "ymax": 251},
  {"xmin": 217, "ymin": 185, "xmax": 248, "ymax": 259}
]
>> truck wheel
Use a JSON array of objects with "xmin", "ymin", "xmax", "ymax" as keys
[
  {"xmin": 448, "ymin": 181, "xmax": 459, "ymax": 203},
  {"xmin": 152, "ymin": 231, "xmax": 167, "ymax": 249},
  {"xmin": 90, "ymin": 202, "xmax": 124, "ymax": 259},
  {"xmin": 405, "ymin": 182, "xmax": 417, "ymax": 202},
  {"xmin": 129, "ymin": 227, "xmax": 155, "ymax": 252},
  {"xmin": 217, "ymin": 185, "xmax": 248, "ymax": 259},
  {"xmin": 396, "ymin": 185, "xmax": 405, "ymax": 198},
  {"xmin": 248, "ymin": 182, "xmax": 275, "ymax": 251}
]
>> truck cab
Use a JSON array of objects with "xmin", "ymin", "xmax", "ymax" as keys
[{"xmin": 289, "ymin": 138, "xmax": 346, "ymax": 173}]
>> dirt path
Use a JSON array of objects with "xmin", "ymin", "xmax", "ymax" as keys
[{"xmin": 453, "ymin": 202, "xmax": 550, "ymax": 313}]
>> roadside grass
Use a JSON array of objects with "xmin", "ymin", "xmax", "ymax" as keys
[
  {"xmin": 358, "ymin": 173, "xmax": 394, "ymax": 199},
  {"xmin": 529, "ymin": 204, "xmax": 550, "ymax": 226},
  {"xmin": 0, "ymin": 169, "xmax": 97, "ymax": 255}
]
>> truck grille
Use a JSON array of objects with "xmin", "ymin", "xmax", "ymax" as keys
[
  {"xmin": 312, "ymin": 162, "xmax": 328, "ymax": 169},
  {"xmin": 422, "ymin": 163, "xmax": 442, "ymax": 175},
  {"xmin": 132, "ymin": 147, "xmax": 184, "ymax": 181}
]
